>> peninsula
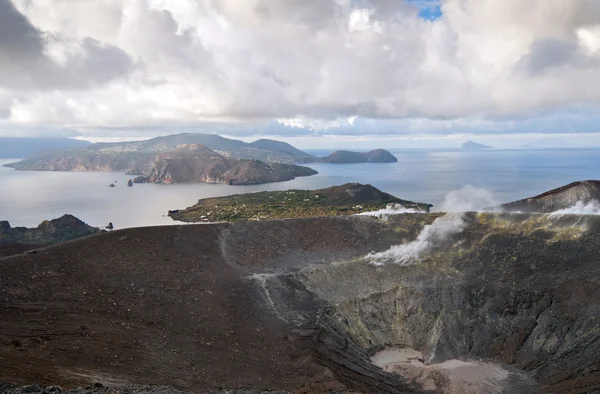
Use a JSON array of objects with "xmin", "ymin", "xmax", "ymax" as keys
[{"xmin": 168, "ymin": 183, "xmax": 432, "ymax": 222}]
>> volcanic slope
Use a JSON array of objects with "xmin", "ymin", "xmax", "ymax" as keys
[
  {"xmin": 500, "ymin": 180, "xmax": 600, "ymax": 213},
  {"xmin": 2, "ymin": 212, "xmax": 600, "ymax": 393}
]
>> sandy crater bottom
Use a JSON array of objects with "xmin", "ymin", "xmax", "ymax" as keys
[{"xmin": 371, "ymin": 348, "xmax": 532, "ymax": 394}]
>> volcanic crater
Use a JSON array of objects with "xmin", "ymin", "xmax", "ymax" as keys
[{"xmin": 1, "ymin": 212, "xmax": 599, "ymax": 393}]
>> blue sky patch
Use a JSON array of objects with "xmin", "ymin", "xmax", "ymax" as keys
[{"xmin": 408, "ymin": 0, "xmax": 443, "ymax": 20}]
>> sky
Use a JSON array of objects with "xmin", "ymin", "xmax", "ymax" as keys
[{"xmin": 1, "ymin": 0, "xmax": 600, "ymax": 148}]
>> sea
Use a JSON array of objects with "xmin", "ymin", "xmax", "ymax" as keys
[{"xmin": 1, "ymin": 148, "xmax": 600, "ymax": 229}]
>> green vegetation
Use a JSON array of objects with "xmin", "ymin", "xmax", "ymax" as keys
[{"xmin": 170, "ymin": 183, "xmax": 432, "ymax": 222}]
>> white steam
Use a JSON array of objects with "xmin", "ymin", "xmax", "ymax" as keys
[
  {"xmin": 440, "ymin": 185, "xmax": 499, "ymax": 212},
  {"xmin": 367, "ymin": 213, "xmax": 466, "ymax": 266},
  {"xmin": 357, "ymin": 203, "xmax": 425, "ymax": 219},
  {"xmin": 366, "ymin": 186, "xmax": 497, "ymax": 266},
  {"xmin": 550, "ymin": 200, "xmax": 600, "ymax": 216}
]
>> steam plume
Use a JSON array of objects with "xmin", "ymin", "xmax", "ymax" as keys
[{"xmin": 367, "ymin": 186, "xmax": 497, "ymax": 266}]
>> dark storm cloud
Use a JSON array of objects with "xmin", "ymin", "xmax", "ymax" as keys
[
  {"xmin": 0, "ymin": 0, "xmax": 133, "ymax": 91},
  {"xmin": 0, "ymin": 0, "xmax": 44, "ymax": 56}
]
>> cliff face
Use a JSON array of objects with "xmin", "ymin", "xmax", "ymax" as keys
[
  {"xmin": 0, "ymin": 214, "xmax": 100, "ymax": 257},
  {"xmin": 1, "ymin": 213, "xmax": 599, "ymax": 393},
  {"xmin": 132, "ymin": 144, "xmax": 317, "ymax": 185},
  {"xmin": 320, "ymin": 149, "xmax": 398, "ymax": 163},
  {"xmin": 500, "ymin": 180, "xmax": 600, "ymax": 213}
]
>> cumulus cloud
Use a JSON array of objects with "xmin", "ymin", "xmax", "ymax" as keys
[{"xmin": 1, "ymin": 0, "xmax": 600, "ymax": 138}]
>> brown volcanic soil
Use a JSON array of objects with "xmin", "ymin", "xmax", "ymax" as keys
[
  {"xmin": 1, "ymin": 214, "xmax": 600, "ymax": 393},
  {"xmin": 0, "ymin": 242, "xmax": 41, "ymax": 258},
  {"xmin": 0, "ymin": 219, "xmax": 371, "ymax": 392}
]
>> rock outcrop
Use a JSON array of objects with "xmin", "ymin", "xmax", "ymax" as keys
[
  {"xmin": 0, "ymin": 215, "xmax": 100, "ymax": 257},
  {"xmin": 319, "ymin": 149, "xmax": 398, "ymax": 163},
  {"xmin": 1, "ymin": 213, "xmax": 599, "ymax": 393},
  {"xmin": 499, "ymin": 180, "xmax": 600, "ymax": 213},
  {"xmin": 169, "ymin": 183, "xmax": 432, "ymax": 222}
]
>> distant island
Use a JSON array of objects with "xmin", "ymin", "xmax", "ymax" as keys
[
  {"xmin": 4, "ymin": 133, "xmax": 315, "ymax": 171},
  {"xmin": 461, "ymin": 140, "xmax": 492, "ymax": 150},
  {"xmin": 3, "ymin": 133, "xmax": 399, "ymax": 185},
  {"xmin": 318, "ymin": 149, "xmax": 397, "ymax": 163},
  {"xmin": 4, "ymin": 133, "xmax": 399, "ymax": 171},
  {"xmin": 0, "ymin": 137, "xmax": 90, "ymax": 158},
  {"xmin": 131, "ymin": 144, "xmax": 316, "ymax": 185},
  {"xmin": 0, "ymin": 214, "xmax": 100, "ymax": 257},
  {"xmin": 168, "ymin": 183, "xmax": 432, "ymax": 223}
]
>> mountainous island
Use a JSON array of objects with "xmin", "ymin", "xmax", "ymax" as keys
[
  {"xmin": 499, "ymin": 180, "xmax": 600, "ymax": 213},
  {"xmin": 130, "ymin": 144, "xmax": 317, "ymax": 185},
  {"xmin": 461, "ymin": 140, "xmax": 492, "ymax": 150},
  {"xmin": 4, "ymin": 134, "xmax": 399, "ymax": 185},
  {"xmin": 0, "ymin": 215, "xmax": 100, "ymax": 257},
  {"xmin": 169, "ymin": 183, "xmax": 432, "ymax": 222},
  {"xmin": 318, "ymin": 149, "xmax": 397, "ymax": 163}
]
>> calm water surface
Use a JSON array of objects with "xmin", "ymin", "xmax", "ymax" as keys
[{"xmin": 1, "ymin": 148, "xmax": 600, "ymax": 229}]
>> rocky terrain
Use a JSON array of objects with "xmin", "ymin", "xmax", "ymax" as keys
[
  {"xmin": 0, "ymin": 215, "xmax": 100, "ymax": 257},
  {"xmin": 169, "ymin": 183, "xmax": 431, "ymax": 222},
  {"xmin": 318, "ymin": 149, "xmax": 397, "ymax": 163},
  {"xmin": 130, "ymin": 144, "xmax": 317, "ymax": 185},
  {"xmin": 1, "ymin": 211, "xmax": 600, "ymax": 393},
  {"xmin": 499, "ymin": 180, "xmax": 600, "ymax": 213}
]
